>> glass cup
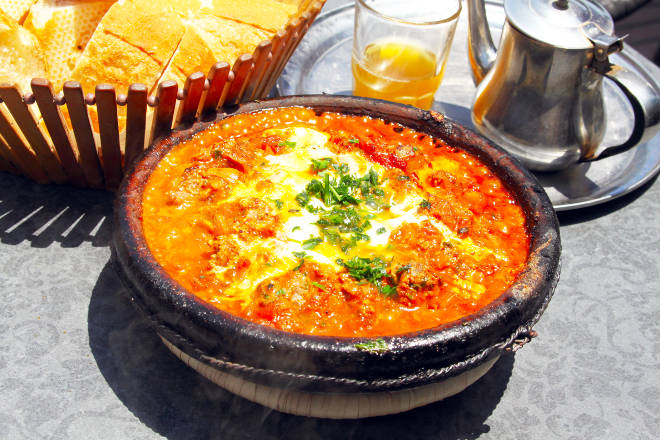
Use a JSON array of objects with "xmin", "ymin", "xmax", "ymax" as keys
[{"xmin": 352, "ymin": 0, "xmax": 461, "ymax": 110}]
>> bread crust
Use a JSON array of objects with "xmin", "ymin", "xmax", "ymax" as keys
[
  {"xmin": 0, "ymin": 0, "xmax": 38, "ymax": 24},
  {"xmin": 0, "ymin": 9, "xmax": 48, "ymax": 92},
  {"xmin": 23, "ymin": 0, "xmax": 115, "ymax": 89}
]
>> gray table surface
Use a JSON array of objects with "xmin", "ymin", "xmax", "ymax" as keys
[
  {"xmin": 2, "ymin": 1, "xmax": 659, "ymax": 439},
  {"xmin": 598, "ymin": 0, "xmax": 650, "ymax": 19}
]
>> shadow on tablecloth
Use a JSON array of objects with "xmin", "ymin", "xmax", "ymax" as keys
[
  {"xmin": 88, "ymin": 262, "xmax": 515, "ymax": 440},
  {"xmin": 0, "ymin": 173, "xmax": 112, "ymax": 248}
]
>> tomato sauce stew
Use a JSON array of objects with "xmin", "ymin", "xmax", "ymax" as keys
[{"xmin": 142, "ymin": 107, "xmax": 529, "ymax": 337}]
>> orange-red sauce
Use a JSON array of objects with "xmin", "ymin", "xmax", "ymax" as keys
[{"xmin": 142, "ymin": 107, "xmax": 529, "ymax": 337}]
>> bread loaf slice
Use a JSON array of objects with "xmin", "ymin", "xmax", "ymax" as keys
[
  {"xmin": 71, "ymin": 0, "xmax": 185, "ymax": 94},
  {"xmin": 157, "ymin": 25, "xmax": 218, "ymax": 88},
  {"xmin": 163, "ymin": 0, "xmax": 297, "ymax": 32},
  {"xmin": 163, "ymin": 0, "xmax": 205, "ymax": 20},
  {"xmin": 158, "ymin": 4, "xmax": 284, "ymax": 90},
  {"xmin": 157, "ymin": 15, "xmax": 270, "ymax": 89},
  {"xmin": 0, "ymin": 9, "xmax": 48, "ymax": 93},
  {"xmin": 202, "ymin": 0, "xmax": 297, "ymax": 32},
  {"xmin": 193, "ymin": 14, "xmax": 272, "ymax": 66},
  {"xmin": 23, "ymin": 0, "xmax": 116, "ymax": 90},
  {"xmin": 70, "ymin": 0, "xmax": 185, "ymax": 131},
  {"xmin": 0, "ymin": 0, "xmax": 38, "ymax": 24}
]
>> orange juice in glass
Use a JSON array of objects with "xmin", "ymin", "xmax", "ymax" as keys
[{"xmin": 352, "ymin": 0, "xmax": 461, "ymax": 110}]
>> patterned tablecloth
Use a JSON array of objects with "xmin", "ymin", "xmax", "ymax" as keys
[
  {"xmin": 1, "ymin": 1, "xmax": 658, "ymax": 438},
  {"xmin": 597, "ymin": 0, "xmax": 650, "ymax": 18}
]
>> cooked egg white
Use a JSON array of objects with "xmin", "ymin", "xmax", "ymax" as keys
[{"xmin": 211, "ymin": 126, "xmax": 502, "ymax": 306}]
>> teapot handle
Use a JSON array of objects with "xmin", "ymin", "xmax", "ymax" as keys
[{"xmin": 590, "ymin": 63, "xmax": 660, "ymax": 160}]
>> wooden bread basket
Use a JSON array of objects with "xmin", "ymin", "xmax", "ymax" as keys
[{"xmin": 0, "ymin": 0, "xmax": 325, "ymax": 190}]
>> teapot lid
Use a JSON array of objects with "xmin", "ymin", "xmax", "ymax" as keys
[{"xmin": 505, "ymin": 0, "xmax": 614, "ymax": 49}]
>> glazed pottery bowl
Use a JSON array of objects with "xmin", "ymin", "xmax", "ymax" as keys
[{"xmin": 111, "ymin": 95, "xmax": 561, "ymax": 418}]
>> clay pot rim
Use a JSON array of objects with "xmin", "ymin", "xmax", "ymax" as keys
[{"xmin": 112, "ymin": 95, "xmax": 561, "ymax": 392}]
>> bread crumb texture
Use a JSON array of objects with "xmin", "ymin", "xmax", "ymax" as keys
[
  {"xmin": 0, "ymin": 8, "xmax": 47, "ymax": 92},
  {"xmin": 23, "ymin": 0, "xmax": 115, "ymax": 88},
  {"xmin": 0, "ymin": 0, "xmax": 38, "ymax": 24}
]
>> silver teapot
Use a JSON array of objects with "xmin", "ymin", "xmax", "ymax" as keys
[{"xmin": 467, "ymin": 0, "xmax": 660, "ymax": 171}]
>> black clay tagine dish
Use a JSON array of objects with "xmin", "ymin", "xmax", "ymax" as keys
[{"xmin": 111, "ymin": 95, "xmax": 561, "ymax": 419}]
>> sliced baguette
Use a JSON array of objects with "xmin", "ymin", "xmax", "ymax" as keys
[
  {"xmin": 0, "ymin": 9, "xmax": 48, "ymax": 92},
  {"xmin": 158, "ymin": 25, "xmax": 218, "ymax": 89},
  {"xmin": 158, "ymin": 11, "xmax": 273, "ymax": 89},
  {"xmin": 194, "ymin": 13, "xmax": 272, "ymax": 63},
  {"xmin": 23, "ymin": 0, "xmax": 116, "ymax": 90},
  {"xmin": 202, "ymin": 0, "xmax": 297, "ymax": 32},
  {"xmin": 72, "ymin": 0, "xmax": 185, "ymax": 93},
  {"xmin": 0, "ymin": 0, "xmax": 38, "ymax": 24},
  {"xmin": 70, "ymin": 0, "xmax": 185, "ymax": 131}
]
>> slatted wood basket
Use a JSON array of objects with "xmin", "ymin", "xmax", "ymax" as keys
[{"xmin": 0, "ymin": 0, "xmax": 324, "ymax": 190}]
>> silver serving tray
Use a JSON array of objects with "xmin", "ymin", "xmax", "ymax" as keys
[{"xmin": 276, "ymin": 0, "xmax": 660, "ymax": 211}]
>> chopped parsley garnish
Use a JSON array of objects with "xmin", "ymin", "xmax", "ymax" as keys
[
  {"xmin": 348, "ymin": 138, "xmax": 359, "ymax": 144},
  {"xmin": 212, "ymin": 149, "xmax": 222, "ymax": 159},
  {"xmin": 337, "ymin": 257, "xmax": 397, "ymax": 296},
  {"xmin": 291, "ymin": 161, "xmax": 401, "ymax": 293},
  {"xmin": 297, "ymin": 166, "xmax": 386, "ymax": 209},
  {"xmin": 395, "ymin": 264, "xmax": 412, "ymax": 282},
  {"xmin": 302, "ymin": 237, "xmax": 323, "ymax": 249},
  {"xmin": 379, "ymin": 284, "xmax": 398, "ymax": 297},
  {"xmin": 311, "ymin": 157, "xmax": 334, "ymax": 171},
  {"xmin": 292, "ymin": 251, "xmax": 308, "ymax": 271},
  {"xmin": 366, "ymin": 168, "xmax": 378, "ymax": 186},
  {"xmin": 317, "ymin": 207, "xmax": 364, "ymax": 231},
  {"xmin": 293, "ymin": 164, "xmax": 390, "ymax": 254},
  {"xmin": 354, "ymin": 338, "xmax": 388, "ymax": 353},
  {"xmin": 278, "ymin": 140, "xmax": 296, "ymax": 149},
  {"xmin": 272, "ymin": 199, "xmax": 283, "ymax": 209},
  {"xmin": 396, "ymin": 264, "xmax": 412, "ymax": 275},
  {"xmin": 295, "ymin": 191, "xmax": 310, "ymax": 207},
  {"xmin": 275, "ymin": 289, "xmax": 286, "ymax": 296},
  {"xmin": 316, "ymin": 207, "xmax": 372, "ymax": 252},
  {"xmin": 419, "ymin": 199, "xmax": 432, "ymax": 210},
  {"xmin": 311, "ymin": 281, "xmax": 327, "ymax": 291},
  {"xmin": 332, "ymin": 163, "xmax": 351, "ymax": 175},
  {"xmin": 397, "ymin": 175, "xmax": 410, "ymax": 181}
]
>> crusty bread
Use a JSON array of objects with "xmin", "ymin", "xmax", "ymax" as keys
[
  {"xmin": 14, "ymin": 0, "xmax": 298, "ymax": 97},
  {"xmin": 158, "ymin": 1, "xmax": 294, "ymax": 89},
  {"xmin": 0, "ymin": 0, "xmax": 38, "ymax": 24},
  {"xmin": 158, "ymin": 14, "xmax": 271, "ymax": 89},
  {"xmin": 70, "ymin": 0, "xmax": 185, "ymax": 131},
  {"xmin": 23, "ymin": 0, "xmax": 115, "ymax": 90},
  {"xmin": 100, "ymin": 0, "xmax": 184, "ymax": 66},
  {"xmin": 163, "ymin": 0, "xmax": 205, "ymax": 19},
  {"xmin": 158, "ymin": 25, "xmax": 218, "ymax": 88},
  {"xmin": 193, "ymin": 13, "xmax": 272, "ymax": 65},
  {"xmin": 0, "ymin": 9, "xmax": 48, "ymax": 92},
  {"xmin": 71, "ymin": 0, "xmax": 185, "ymax": 93},
  {"xmin": 4, "ymin": 0, "xmax": 301, "ymax": 135},
  {"xmin": 200, "ymin": 0, "xmax": 297, "ymax": 32}
]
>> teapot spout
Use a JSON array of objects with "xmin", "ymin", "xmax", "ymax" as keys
[{"xmin": 467, "ymin": 0, "xmax": 497, "ymax": 85}]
